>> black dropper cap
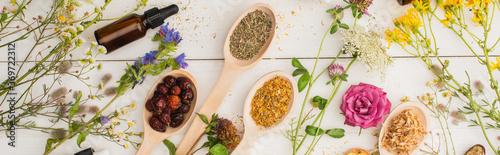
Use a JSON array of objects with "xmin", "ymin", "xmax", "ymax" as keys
[{"xmin": 144, "ymin": 4, "xmax": 179, "ymax": 28}]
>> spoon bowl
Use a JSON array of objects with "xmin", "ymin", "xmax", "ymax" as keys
[
  {"xmin": 222, "ymin": 3, "xmax": 276, "ymax": 69},
  {"xmin": 378, "ymin": 101, "xmax": 430, "ymax": 155},
  {"xmin": 176, "ymin": 3, "xmax": 276, "ymax": 154},
  {"xmin": 136, "ymin": 70, "xmax": 198, "ymax": 155},
  {"xmin": 231, "ymin": 70, "xmax": 298, "ymax": 154}
]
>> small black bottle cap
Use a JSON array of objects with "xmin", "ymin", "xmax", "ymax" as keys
[
  {"xmin": 74, "ymin": 148, "xmax": 94, "ymax": 155},
  {"xmin": 144, "ymin": 4, "xmax": 179, "ymax": 28}
]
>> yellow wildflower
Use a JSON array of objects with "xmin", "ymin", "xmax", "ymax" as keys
[
  {"xmin": 122, "ymin": 108, "xmax": 129, "ymax": 115},
  {"xmin": 117, "ymin": 131, "xmax": 124, "ymax": 138},
  {"xmin": 393, "ymin": 9, "xmax": 422, "ymax": 33},
  {"xmin": 400, "ymin": 96, "xmax": 410, "ymax": 102},
  {"xmin": 124, "ymin": 142, "xmax": 130, "ymax": 149},
  {"xmin": 413, "ymin": 0, "xmax": 430, "ymax": 13},
  {"xmin": 440, "ymin": 0, "xmax": 462, "ymax": 9},
  {"xmin": 442, "ymin": 92, "xmax": 452, "ymax": 98},
  {"xmin": 490, "ymin": 57, "xmax": 500, "ymax": 72},
  {"xmin": 127, "ymin": 121, "xmax": 135, "ymax": 127},
  {"xmin": 58, "ymin": 15, "xmax": 65, "ymax": 22},
  {"xmin": 440, "ymin": 11, "xmax": 453, "ymax": 27},
  {"xmin": 385, "ymin": 28, "xmax": 409, "ymax": 48},
  {"xmin": 107, "ymin": 128, "xmax": 114, "ymax": 135},
  {"xmin": 130, "ymin": 103, "xmax": 136, "ymax": 109}
]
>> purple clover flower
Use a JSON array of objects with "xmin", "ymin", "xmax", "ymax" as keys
[
  {"xmin": 175, "ymin": 53, "xmax": 188, "ymax": 69},
  {"xmin": 159, "ymin": 23, "xmax": 183, "ymax": 45},
  {"xmin": 328, "ymin": 63, "xmax": 345, "ymax": 78},
  {"xmin": 100, "ymin": 116, "xmax": 110, "ymax": 124}
]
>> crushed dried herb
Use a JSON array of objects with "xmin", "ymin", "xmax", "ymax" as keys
[
  {"xmin": 229, "ymin": 9, "xmax": 273, "ymax": 60},
  {"xmin": 382, "ymin": 109, "xmax": 426, "ymax": 155},
  {"xmin": 251, "ymin": 76, "xmax": 292, "ymax": 127}
]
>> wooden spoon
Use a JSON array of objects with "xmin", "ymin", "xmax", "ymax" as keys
[
  {"xmin": 136, "ymin": 70, "xmax": 198, "ymax": 155},
  {"xmin": 231, "ymin": 70, "xmax": 298, "ymax": 154},
  {"xmin": 176, "ymin": 3, "xmax": 276, "ymax": 154},
  {"xmin": 378, "ymin": 101, "xmax": 430, "ymax": 155}
]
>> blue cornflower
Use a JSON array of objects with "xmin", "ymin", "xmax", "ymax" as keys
[
  {"xmin": 159, "ymin": 23, "xmax": 183, "ymax": 45},
  {"xmin": 175, "ymin": 53, "xmax": 188, "ymax": 69},
  {"xmin": 100, "ymin": 116, "xmax": 110, "ymax": 124}
]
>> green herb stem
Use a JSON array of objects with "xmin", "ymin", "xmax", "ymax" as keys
[{"xmin": 292, "ymin": 22, "xmax": 335, "ymax": 155}]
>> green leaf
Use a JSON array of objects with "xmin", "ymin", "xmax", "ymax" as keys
[
  {"xmin": 330, "ymin": 25, "xmax": 339, "ymax": 34},
  {"xmin": 207, "ymin": 130, "xmax": 216, "ymax": 136},
  {"xmin": 196, "ymin": 113, "xmax": 209, "ymax": 125},
  {"xmin": 305, "ymin": 125, "xmax": 324, "ymax": 136},
  {"xmin": 44, "ymin": 138, "xmax": 57, "ymax": 154},
  {"xmin": 77, "ymin": 131, "xmax": 89, "ymax": 148},
  {"xmin": 339, "ymin": 23, "xmax": 349, "ymax": 29},
  {"xmin": 152, "ymin": 33, "xmax": 163, "ymax": 41},
  {"xmin": 292, "ymin": 68, "xmax": 308, "ymax": 77},
  {"xmin": 292, "ymin": 57, "xmax": 305, "ymax": 69},
  {"xmin": 351, "ymin": 5, "xmax": 358, "ymax": 17},
  {"xmin": 209, "ymin": 144, "xmax": 228, "ymax": 155},
  {"xmin": 298, "ymin": 73, "xmax": 310, "ymax": 92},
  {"xmin": 69, "ymin": 91, "xmax": 82, "ymax": 122},
  {"xmin": 208, "ymin": 137, "xmax": 221, "ymax": 148},
  {"xmin": 163, "ymin": 139, "xmax": 177, "ymax": 155},
  {"xmin": 326, "ymin": 8, "xmax": 335, "ymax": 14},
  {"xmin": 325, "ymin": 128, "xmax": 345, "ymax": 138},
  {"xmin": 318, "ymin": 99, "xmax": 328, "ymax": 110},
  {"xmin": 339, "ymin": 74, "xmax": 348, "ymax": 82},
  {"xmin": 211, "ymin": 114, "xmax": 218, "ymax": 123},
  {"xmin": 209, "ymin": 121, "xmax": 218, "ymax": 127},
  {"xmin": 1, "ymin": 13, "xmax": 8, "ymax": 22}
]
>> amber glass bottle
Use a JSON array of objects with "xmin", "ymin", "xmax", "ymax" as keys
[
  {"xmin": 397, "ymin": 0, "xmax": 412, "ymax": 5},
  {"xmin": 94, "ymin": 4, "xmax": 179, "ymax": 54}
]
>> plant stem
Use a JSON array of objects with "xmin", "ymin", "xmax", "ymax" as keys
[
  {"xmin": 43, "ymin": 84, "xmax": 131, "ymax": 155},
  {"xmin": 475, "ymin": 110, "xmax": 498, "ymax": 155},
  {"xmin": 292, "ymin": 22, "xmax": 334, "ymax": 154}
]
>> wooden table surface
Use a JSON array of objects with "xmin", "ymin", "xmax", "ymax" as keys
[{"xmin": 1, "ymin": 0, "xmax": 499, "ymax": 154}]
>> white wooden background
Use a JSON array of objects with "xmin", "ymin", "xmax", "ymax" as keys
[{"xmin": 1, "ymin": 0, "xmax": 500, "ymax": 154}]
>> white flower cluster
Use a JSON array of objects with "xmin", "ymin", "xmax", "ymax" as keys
[{"xmin": 341, "ymin": 26, "xmax": 393, "ymax": 75}]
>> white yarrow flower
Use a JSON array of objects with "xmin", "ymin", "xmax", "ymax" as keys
[{"xmin": 341, "ymin": 26, "xmax": 393, "ymax": 75}]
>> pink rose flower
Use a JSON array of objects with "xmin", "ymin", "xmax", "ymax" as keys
[{"xmin": 340, "ymin": 83, "xmax": 391, "ymax": 129}]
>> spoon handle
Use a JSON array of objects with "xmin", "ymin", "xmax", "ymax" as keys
[
  {"xmin": 136, "ymin": 132, "xmax": 164, "ymax": 155},
  {"xmin": 176, "ymin": 65, "xmax": 243, "ymax": 155}
]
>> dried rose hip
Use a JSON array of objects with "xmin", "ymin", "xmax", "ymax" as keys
[
  {"xmin": 170, "ymin": 113, "xmax": 184, "ymax": 128},
  {"xmin": 176, "ymin": 77, "xmax": 191, "ymax": 90},
  {"xmin": 163, "ymin": 107, "xmax": 172, "ymax": 115},
  {"xmin": 159, "ymin": 112, "xmax": 171, "ymax": 125},
  {"xmin": 170, "ymin": 86, "xmax": 181, "ymax": 95},
  {"xmin": 163, "ymin": 76, "xmax": 176, "ymax": 88},
  {"xmin": 153, "ymin": 91, "xmax": 160, "ymax": 99},
  {"xmin": 145, "ymin": 99, "xmax": 154, "ymax": 111},
  {"xmin": 152, "ymin": 110, "xmax": 161, "ymax": 117},
  {"xmin": 166, "ymin": 95, "xmax": 181, "ymax": 110},
  {"xmin": 179, "ymin": 104, "xmax": 190, "ymax": 113},
  {"xmin": 179, "ymin": 88, "xmax": 194, "ymax": 101},
  {"xmin": 149, "ymin": 117, "xmax": 166, "ymax": 132},
  {"xmin": 154, "ymin": 97, "xmax": 167, "ymax": 111},
  {"xmin": 157, "ymin": 84, "xmax": 169, "ymax": 95}
]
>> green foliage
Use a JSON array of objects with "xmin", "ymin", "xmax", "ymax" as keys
[
  {"xmin": 209, "ymin": 144, "xmax": 228, "ymax": 155},
  {"xmin": 163, "ymin": 139, "xmax": 177, "ymax": 155},
  {"xmin": 77, "ymin": 131, "xmax": 89, "ymax": 148},
  {"xmin": 292, "ymin": 57, "xmax": 310, "ymax": 92},
  {"xmin": 305, "ymin": 125, "xmax": 324, "ymax": 136},
  {"xmin": 68, "ymin": 91, "xmax": 82, "ymax": 127},
  {"xmin": 325, "ymin": 128, "xmax": 345, "ymax": 138}
]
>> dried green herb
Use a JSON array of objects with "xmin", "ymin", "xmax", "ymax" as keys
[{"xmin": 229, "ymin": 10, "xmax": 273, "ymax": 60}]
